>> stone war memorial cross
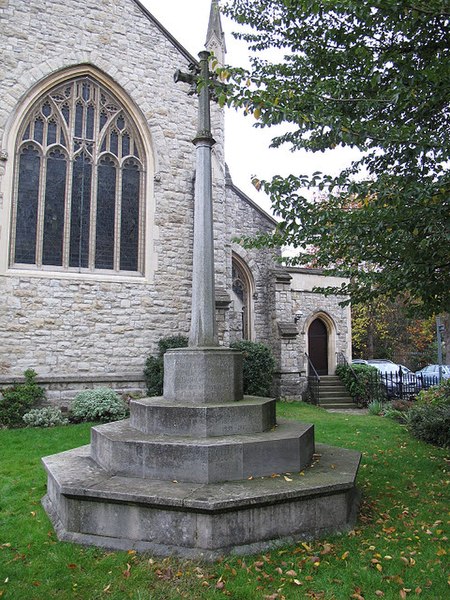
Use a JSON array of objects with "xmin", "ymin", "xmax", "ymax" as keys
[{"xmin": 41, "ymin": 49, "xmax": 361, "ymax": 560}]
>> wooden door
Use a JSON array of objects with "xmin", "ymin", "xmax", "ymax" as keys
[{"xmin": 308, "ymin": 318, "xmax": 328, "ymax": 375}]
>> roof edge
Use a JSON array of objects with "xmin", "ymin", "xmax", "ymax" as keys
[
  {"xmin": 132, "ymin": 0, "xmax": 199, "ymax": 65},
  {"xmin": 226, "ymin": 174, "xmax": 278, "ymax": 226}
]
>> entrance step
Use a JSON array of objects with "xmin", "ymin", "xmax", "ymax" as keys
[{"xmin": 318, "ymin": 376, "xmax": 355, "ymax": 409}]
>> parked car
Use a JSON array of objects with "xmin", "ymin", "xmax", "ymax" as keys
[
  {"xmin": 367, "ymin": 360, "xmax": 419, "ymax": 398},
  {"xmin": 415, "ymin": 364, "xmax": 450, "ymax": 389}
]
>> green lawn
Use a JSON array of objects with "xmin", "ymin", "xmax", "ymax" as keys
[{"xmin": 0, "ymin": 402, "xmax": 448, "ymax": 599}]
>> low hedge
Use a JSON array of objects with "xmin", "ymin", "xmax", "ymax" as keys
[
  {"xmin": 144, "ymin": 337, "xmax": 275, "ymax": 398},
  {"xmin": 335, "ymin": 363, "xmax": 385, "ymax": 406}
]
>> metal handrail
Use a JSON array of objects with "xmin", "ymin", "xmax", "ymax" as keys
[
  {"xmin": 336, "ymin": 351, "xmax": 358, "ymax": 381},
  {"xmin": 304, "ymin": 353, "xmax": 320, "ymax": 405}
]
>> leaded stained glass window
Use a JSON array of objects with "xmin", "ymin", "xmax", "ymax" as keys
[{"xmin": 11, "ymin": 76, "xmax": 145, "ymax": 274}]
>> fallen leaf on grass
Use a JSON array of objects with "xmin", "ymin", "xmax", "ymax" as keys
[
  {"xmin": 122, "ymin": 563, "xmax": 132, "ymax": 579},
  {"xmin": 216, "ymin": 577, "xmax": 225, "ymax": 590},
  {"xmin": 285, "ymin": 570, "xmax": 297, "ymax": 577}
]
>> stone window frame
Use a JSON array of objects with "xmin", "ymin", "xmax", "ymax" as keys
[{"xmin": 3, "ymin": 67, "xmax": 155, "ymax": 281}]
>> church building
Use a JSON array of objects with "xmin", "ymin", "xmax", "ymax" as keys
[{"xmin": 0, "ymin": 0, "xmax": 351, "ymax": 403}]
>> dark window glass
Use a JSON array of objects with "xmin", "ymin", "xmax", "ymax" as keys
[
  {"xmin": 23, "ymin": 124, "xmax": 31, "ymax": 140},
  {"xmin": 75, "ymin": 103, "xmax": 83, "ymax": 137},
  {"xmin": 47, "ymin": 120, "xmax": 57, "ymax": 145},
  {"xmin": 100, "ymin": 111, "xmax": 108, "ymax": 131},
  {"xmin": 42, "ymin": 102, "xmax": 52, "ymax": 117},
  {"xmin": 62, "ymin": 104, "xmax": 70, "ymax": 125},
  {"xmin": 122, "ymin": 133, "xmax": 130, "ymax": 157},
  {"xmin": 95, "ymin": 156, "xmax": 116, "ymax": 269},
  {"xmin": 15, "ymin": 145, "xmax": 41, "ymax": 263},
  {"xmin": 42, "ymin": 149, "xmax": 66, "ymax": 265},
  {"xmin": 34, "ymin": 118, "xmax": 44, "ymax": 144},
  {"xmin": 70, "ymin": 153, "xmax": 92, "ymax": 268},
  {"xmin": 120, "ymin": 160, "xmax": 140, "ymax": 271},
  {"xmin": 110, "ymin": 131, "xmax": 119, "ymax": 156},
  {"xmin": 86, "ymin": 105, "xmax": 95, "ymax": 139},
  {"xmin": 117, "ymin": 116, "xmax": 125, "ymax": 131},
  {"xmin": 82, "ymin": 82, "xmax": 90, "ymax": 101}
]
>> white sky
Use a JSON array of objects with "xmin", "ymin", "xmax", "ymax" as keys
[{"xmin": 141, "ymin": 0, "xmax": 358, "ymax": 214}]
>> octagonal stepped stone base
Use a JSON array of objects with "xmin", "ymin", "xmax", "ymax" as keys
[
  {"xmin": 42, "ymin": 443, "xmax": 361, "ymax": 560},
  {"xmin": 130, "ymin": 396, "xmax": 276, "ymax": 437},
  {"xmin": 90, "ymin": 418, "xmax": 314, "ymax": 484}
]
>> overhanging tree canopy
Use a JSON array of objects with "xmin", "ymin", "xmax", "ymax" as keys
[{"xmin": 219, "ymin": 0, "xmax": 450, "ymax": 316}]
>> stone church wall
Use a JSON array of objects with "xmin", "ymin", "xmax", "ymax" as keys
[
  {"xmin": 0, "ymin": 0, "xmax": 230, "ymax": 390},
  {"xmin": 0, "ymin": 1, "xmax": 352, "ymax": 402}
]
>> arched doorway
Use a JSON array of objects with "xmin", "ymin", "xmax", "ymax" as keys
[{"xmin": 308, "ymin": 318, "xmax": 328, "ymax": 375}]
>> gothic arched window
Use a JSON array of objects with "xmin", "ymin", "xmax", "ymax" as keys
[
  {"xmin": 11, "ymin": 76, "xmax": 145, "ymax": 274},
  {"xmin": 231, "ymin": 255, "xmax": 255, "ymax": 341}
]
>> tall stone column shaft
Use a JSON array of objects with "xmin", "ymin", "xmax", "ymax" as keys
[{"xmin": 189, "ymin": 50, "xmax": 218, "ymax": 347}]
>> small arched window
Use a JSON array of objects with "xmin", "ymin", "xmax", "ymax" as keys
[{"xmin": 11, "ymin": 76, "xmax": 145, "ymax": 274}]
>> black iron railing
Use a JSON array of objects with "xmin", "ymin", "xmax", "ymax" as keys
[{"xmin": 304, "ymin": 353, "xmax": 320, "ymax": 405}]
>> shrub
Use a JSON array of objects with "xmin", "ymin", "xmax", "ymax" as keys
[
  {"xmin": 416, "ymin": 378, "xmax": 450, "ymax": 407},
  {"xmin": 406, "ymin": 403, "xmax": 450, "ymax": 448},
  {"xmin": 336, "ymin": 363, "xmax": 385, "ymax": 407},
  {"xmin": 23, "ymin": 407, "xmax": 68, "ymax": 428},
  {"xmin": 406, "ymin": 379, "xmax": 450, "ymax": 447},
  {"xmin": 382, "ymin": 400, "xmax": 413, "ymax": 424},
  {"xmin": 368, "ymin": 400, "xmax": 384, "ymax": 416},
  {"xmin": 144, "ymin": 335, "xmax": 189, "ymax": 396},
  {"xmin": 230, "ymin": 340, "xmax": 275, "ymax": 397},
  {"xmin": 70, "ymin": 388, "xmax": 129, "ymax": 423},
  {"xmin": 0, "ymin": 369, "xmax": 45, "ymax": 428}
]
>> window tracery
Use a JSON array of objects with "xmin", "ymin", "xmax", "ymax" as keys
[{"xmin": 11, "ymin": 76, "xmax": 145, "ymax": 274}]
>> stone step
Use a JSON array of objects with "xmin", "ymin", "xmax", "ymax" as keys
[
  {"xmin": 319, "ymin": 388, "xmax": 352, "ymax": 397},
  {"xmin": 91, "ymin": 418, "xmax": 315, "ymax": 484},
  {"xmin": 321, "ymin": 402, "xmax": 358, "ymax": 410},
  {"xmin": 130, "ymin": 396, "xmax": 276, "ymax": 437},
  {"xmin": 319, "ymin": 398, "xmax": 354, "ymax": 406},
  {"xmin": 42, "ymin": 442, "xmax": 361, "ymax": 559}
]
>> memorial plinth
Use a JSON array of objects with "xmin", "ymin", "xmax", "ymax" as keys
[{"xmin": 41, "ymin": 50, "xmax": 360, "ymax": 558}]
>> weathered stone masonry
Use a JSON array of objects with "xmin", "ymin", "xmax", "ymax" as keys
[{"xmin": 0, "ymin": 0, "xmax": 352, "ymax": 402}]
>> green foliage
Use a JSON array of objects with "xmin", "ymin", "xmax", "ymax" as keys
[
  {"xmin": 405, "ymin": 380, "xmax": 450, "ymax": 447},
  {"xmin": 382, "ymin": 399, "xmax": 414, "ymax": 424},
  {"xmin": 220, "ymin": 0, "xmax": 450, "ymax": 316},
  {"xmin": 144, "ymin": 335, "xmax": 189, "ymax": 396},
  {"xmin": 416, "ymin": 377, "xmax": 450, "ymax": 406},
  {"xmin": 22, "ymin": 407, "xmax": 68, "ymax": 428},
  {"xmin": 70, "ymin": 388, "xmax": 129, "ymax": 423},
  {"xmin": 407, "ymin": 403, "xmax": 450, "ymax": 448},
  {"xmin": 367, "ymin": 400, "xmax": 384, "ymax": 416},
  {"xmin": 351, "ymin": 299, "xmax": 436, "ymax": 368},
  {"xmin": 336, "ymin": 363, "xmax": 384, "ymax": 406},
  {"xmin": 230, "ymin": 340, "xmax": 275, "ymax": 396},
  {"xmin": 0, "ymin": 369, "xmax": 45, "ymax": 428}
]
